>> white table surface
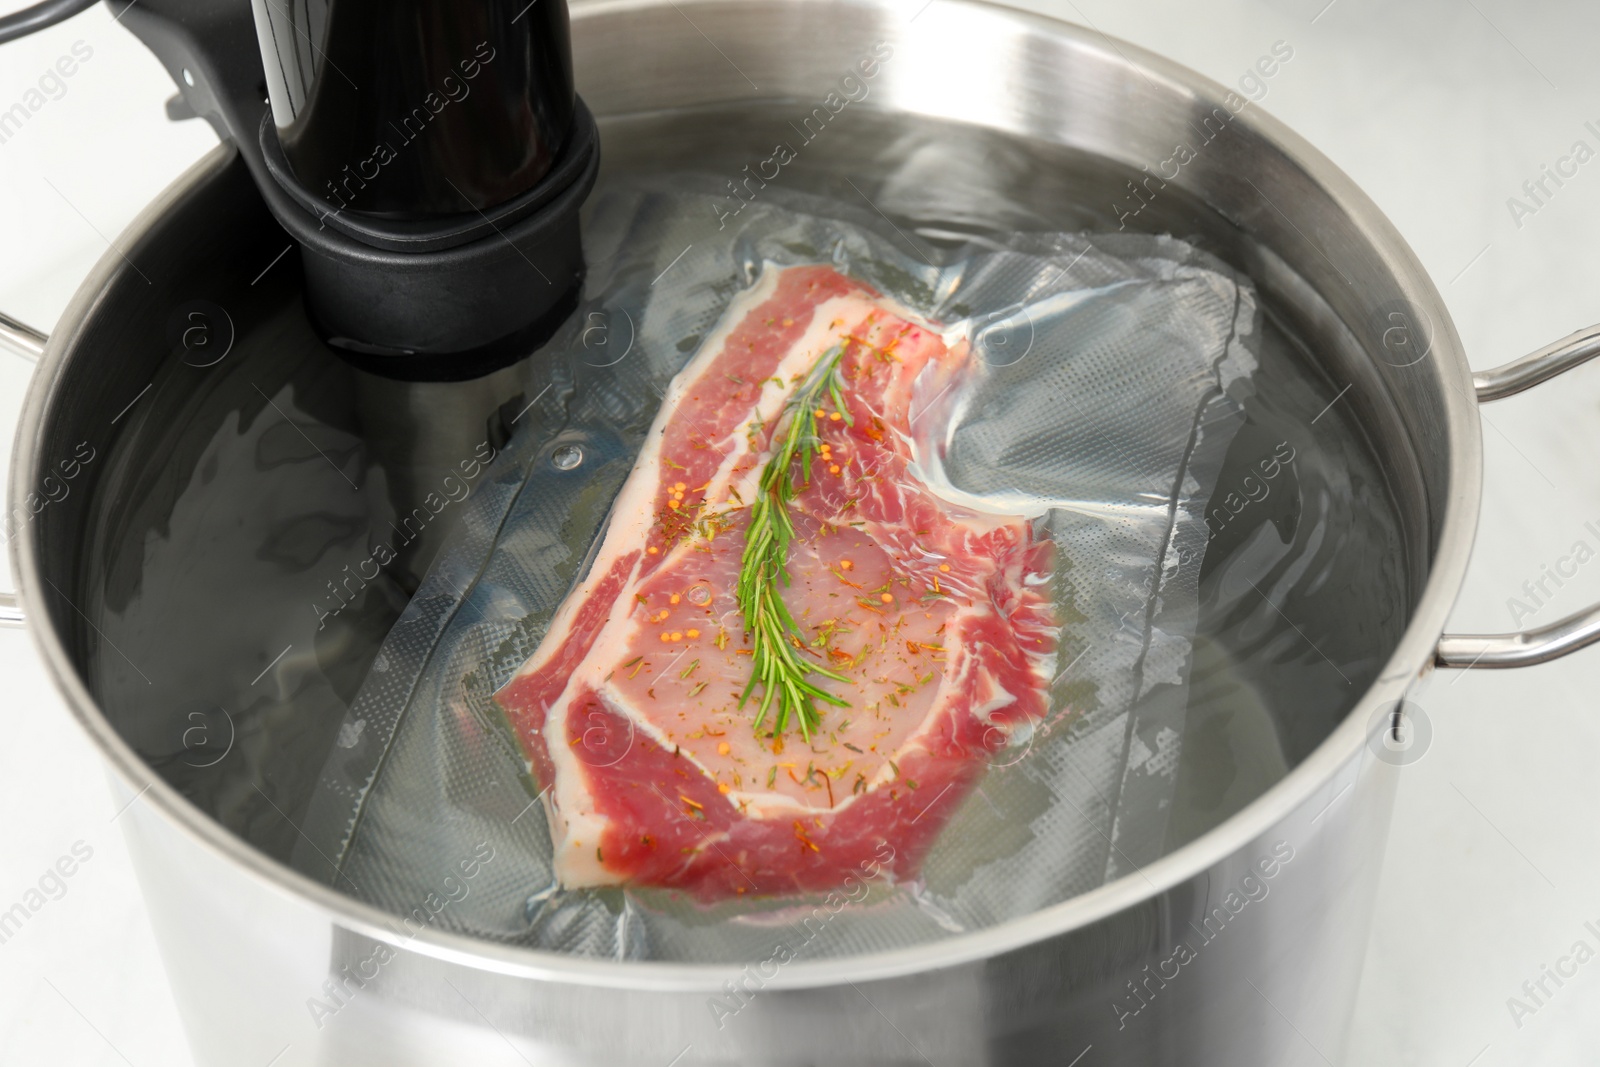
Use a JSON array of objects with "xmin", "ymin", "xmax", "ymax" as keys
[{"xmin": 3, "ymin": 0, "xmax": 1600, "ymax": 1063}]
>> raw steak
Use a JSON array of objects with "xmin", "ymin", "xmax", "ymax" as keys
[{"xmin": 495, "ymin": 264, "xmax": 1057, "ymax": 900}]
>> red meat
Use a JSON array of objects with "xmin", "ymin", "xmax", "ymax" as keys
[{"xmin": 495, "ymin": 264, "xmax": 1056, "ymax": 900}]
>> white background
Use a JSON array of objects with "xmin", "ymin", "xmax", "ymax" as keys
[{"xmin": 3, "ymin": 0, "xmax": 1600, "ymax": 1063}]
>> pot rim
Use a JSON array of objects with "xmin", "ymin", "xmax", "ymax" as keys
[{"xmin": 12, "ymin": 0, "xmax": 1482, "ymax": 992}]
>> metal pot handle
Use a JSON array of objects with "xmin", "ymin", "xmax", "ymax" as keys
[
  {"xmin": 1437, "ymin": 323, "xmax": 1600, "ymax": 668},
  {"xmin": 0, "ymin": 310, "xmax": 44, "ymax": 630},
  {"xmin": 0, "ymin": 311, "xmax": 45, "ymax": 362}
]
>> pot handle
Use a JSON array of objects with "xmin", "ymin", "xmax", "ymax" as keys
[
  {"xmin": 0, "ymin": 310, "xmax": 44, "ymax": 629},
  {"xmin": 0, "ymin": 311, "xmax": 45, "ymax": 363},
  {"xmin": 1436, "ymin": 323, "xmax": 1600, "ymax": 668}
]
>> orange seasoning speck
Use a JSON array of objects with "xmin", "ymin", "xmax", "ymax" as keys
[
  {"xmin": 717, "ymin": 741, "xmax": 731, "ymax": 756},
  {"xmin": 830, "ymin": 412, "xmax": 843, "ymax": 422},
  {"xmin": 659, "ymin": 632, "xmax": 672, "ymax": 642},
  {"xmin": 880, "ymin": 593, "xmax": 894, "ymax": 603},
  {"xmin": 829, "ymin": 464, "xmax": 841, "ymax": 474},
  {"xmin": 939, "ymin": 563, "xmax": 951, "ymax": 572},
  {"xmin": 718, "ymin": 782, "xmax": 732, "ymax": 794},
  {"xmin": 687, "ymin": 628, "xmax": 701, "ymax": 638},
  {"xmin": 670, "ymin": 594, "xmax": 681, "ymax": 605},
  {"xmin": 814, "ymin": 408, "xmax": 826, "ymax": 418},
  {"xmin": 840, "ymin": 560, "xmax": 854, "ymax": 571},
  {"xmin": 671, "ymin": 631, "xmax": 683, "ymax": 642},
  {"xmin": 647, "ymin": 546, "xmax": 659, "ymax": 555}
]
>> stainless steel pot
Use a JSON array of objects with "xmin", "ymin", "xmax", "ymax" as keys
[{"xmin": 10, "ymin": 1, "xmax": 1600, "ymax": 1064}]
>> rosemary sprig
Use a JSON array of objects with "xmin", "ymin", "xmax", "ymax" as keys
[{"xmin": 736, "ymin": 344, "xmax": 854, "ymax": 739}]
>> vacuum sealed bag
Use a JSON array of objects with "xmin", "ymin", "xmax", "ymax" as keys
[{"xmin": 293, "ymin": 178, "xmax": 1258, "ymax": 962}]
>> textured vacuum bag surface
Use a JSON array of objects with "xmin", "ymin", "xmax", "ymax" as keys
[
  {"xmin": 293, "ymin": 179, "xmax": 1258, "ymax": 962},
  {"xmin": 494, "ymin": 263, "xmax": 1058, "ymax": 902}
]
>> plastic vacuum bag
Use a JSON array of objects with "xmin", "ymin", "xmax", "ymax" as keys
[{"xmin": 292, "ymin": 176, "xmax": 1258, "ymax": 962}]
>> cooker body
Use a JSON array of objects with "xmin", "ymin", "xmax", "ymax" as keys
[{"xmin": 12, "ymin": 1, "xmax": 1482, "ymax": 1063}]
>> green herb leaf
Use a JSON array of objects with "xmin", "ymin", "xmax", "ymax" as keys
[{"xmin": 735, "ymin": 344, "xmax": 854, "ymax": 740}]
